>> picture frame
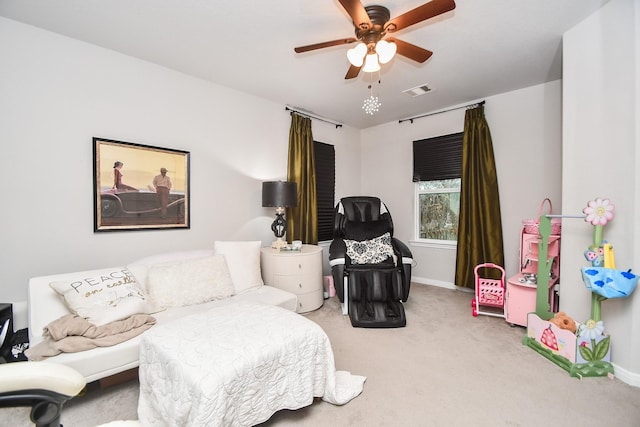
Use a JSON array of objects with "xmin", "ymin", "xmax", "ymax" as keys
[{"xmin": 93, "ymin": 137, "xmax": 190, "ymax": 232}]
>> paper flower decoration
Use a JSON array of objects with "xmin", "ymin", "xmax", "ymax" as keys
[{"xmin": 583, "ymin": 198, "xmax": 615, "ymax": 226}]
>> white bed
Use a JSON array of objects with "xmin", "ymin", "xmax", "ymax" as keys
[{"xmin": 138, "ymin": 302, "xmax": 366, "ymax": 426}]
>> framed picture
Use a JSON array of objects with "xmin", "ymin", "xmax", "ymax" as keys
[{"xmin": 93, "ymin": 137, "xmax": 190, "ymax": 232}]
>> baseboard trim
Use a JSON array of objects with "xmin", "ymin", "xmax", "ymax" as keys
[
  {"xmin": 611, "ymin": 363, "xmax": 640, "ymax": 387},
  {"xmin": 411, "ymin": 276, "xmax": 474, "ymax": 292}
]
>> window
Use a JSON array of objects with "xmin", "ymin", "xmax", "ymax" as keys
[
  {"xmin": 413, "ymin": 133, "xmax": 463, "ymax": 245},
  {"xmin": 416, "ymin": 179, "xmax": 461, "ymax": 242},
  {"xmin": 314, "ymin": 141, "xmax": 335, "ymax": 242}
]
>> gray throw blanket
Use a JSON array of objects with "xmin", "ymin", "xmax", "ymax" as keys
[{"xmin": 26, "ymin": 313, "xmax": 156, "ymax": 361}]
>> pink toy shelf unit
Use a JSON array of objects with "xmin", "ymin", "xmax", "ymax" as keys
[
  {"xmin": 472, "ymin": 263, "xmax": 506, "ymax": 318},
  {"xmin": 505, "ymin": 231, "xmax": 560, "ymax": 327},
  {"xmin": 506, "ymin": 199, "xmax": 561, "ymax": 327}
]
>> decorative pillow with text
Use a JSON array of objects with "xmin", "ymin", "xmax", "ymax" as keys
[{"xmin": 49, "ymin": 268, "xmax": 151, "ymax": 326}]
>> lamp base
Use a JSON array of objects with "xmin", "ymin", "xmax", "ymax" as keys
[{"xmin": 271, "ymin": 237, "xmax": 288, "ymax": 249}]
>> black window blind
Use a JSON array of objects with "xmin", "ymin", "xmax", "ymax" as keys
[
  {"xmin": 314, "ymin": 141, "xmax": 335, "ymax": 241},
  {"xmin": 413, "ymin": 132, "xmax": 463, "ymax": 182}
]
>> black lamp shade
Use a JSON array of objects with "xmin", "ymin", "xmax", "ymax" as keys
[{"xmin": 262, "ymin": 181, "xmax": 297, "ymax": 208}]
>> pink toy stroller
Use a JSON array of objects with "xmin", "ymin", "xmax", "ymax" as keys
[{"xmin": 471, "ymin": 263, "xmax": 506, "ymax": 318}]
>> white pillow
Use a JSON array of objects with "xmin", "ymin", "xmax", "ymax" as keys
[
  {"xmin": 49, "ymin": 268, "xmax": 151, "ymax": 326},
  {"xmin": 145, "ymin": 255, "xmax": 235, "ymax": 309},
  {"xmin": 214, "ymin": 241, "xmax": 264, "ymax": 293},
  {"xmin": 127, "ymin": 249, "xmax": 215, "ymax": 292}
]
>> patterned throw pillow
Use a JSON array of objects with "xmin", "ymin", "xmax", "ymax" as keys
[{"xmin": 344, "ymin": 232, "xmax": 394, "ymax": 265}]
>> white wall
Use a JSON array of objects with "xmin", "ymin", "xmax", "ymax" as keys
[
  {"xmin": 359, "ymin": 82, "xmax": 563, "ymax": 287},
  {"xmin": 562, "ymin": 0, "xmax": 639, "ymax": 385},
  {"xmin": 0, "ymin": 17, "xmax": 361, "ymax": 303}
]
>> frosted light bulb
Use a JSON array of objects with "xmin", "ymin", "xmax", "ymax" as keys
[
  {"xmin": 376, "ymin": 40, "xmax": 397, "ymax": 64},
  {"xmin": 362, "ymin": 53, "xmax": 381, "ymax": 73},
  {"xmin": 346, "ymin": 43, "xmax": 367, "ymax": 67}
]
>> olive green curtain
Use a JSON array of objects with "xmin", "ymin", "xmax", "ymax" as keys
[
  {"xmin": 287, "ymin": 113, "xmax": 318, "ymax": 244},
  {"xmin": 455, "ymin": 105, "xmax": 504, "ymax": 289}
]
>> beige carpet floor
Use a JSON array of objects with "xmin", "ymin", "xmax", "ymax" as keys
[{"xmin": 3, "ymin": 284, "xmax": 640, "ymax": 426}]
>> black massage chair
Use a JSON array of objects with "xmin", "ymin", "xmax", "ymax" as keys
[{"xmin": 329, "ymin": 196, "xmax": 413, "ymax": 327}]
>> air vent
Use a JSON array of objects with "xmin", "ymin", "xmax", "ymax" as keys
[{"xmin": 403, "ymin": 84, "xmax": 433, "ymax": 97}]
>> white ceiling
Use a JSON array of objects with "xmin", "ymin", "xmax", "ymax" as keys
[{"xmin": 0, "ymin": 0, "xmax": 609, "ymax": 129}]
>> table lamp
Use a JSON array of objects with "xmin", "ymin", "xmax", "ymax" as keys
[{"xmin": 262, "ymin": 181, "xmax": 297, "ymax": 249}]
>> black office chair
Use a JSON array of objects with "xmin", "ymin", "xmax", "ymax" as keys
[
  {"xmin": 329, "ymin": 196, "xmax": 413, "ymax": 327},
  {"xmin": 0, "ymin": 361, "xmax": 86, "ymax": 427}
]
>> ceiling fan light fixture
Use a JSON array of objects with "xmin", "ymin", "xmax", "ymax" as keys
[
  {"xmin": 347, "ymin": 42, "xmax": 367, "ymax": 67},
  {"xmin": 362, "ymin": 53, "xmax": 381, "ymax": 73},
  {"xmin": 294, "ymin": 0, "xmax": 457, "ymax": 80},
  {"xmin": 376, "ymin": 40, "xmax": 397, "ymax": 64}
]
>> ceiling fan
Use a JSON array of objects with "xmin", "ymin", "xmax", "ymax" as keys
[{"xmin": 294, "ymin": 0, "xmax": 456, "ymax": 79}]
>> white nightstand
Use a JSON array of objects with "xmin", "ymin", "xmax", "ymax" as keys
[{"xmin": 260, "ymin": 244, "xmax": 324, "ymax": 313}]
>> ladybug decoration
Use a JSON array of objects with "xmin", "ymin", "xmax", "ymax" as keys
[{"xmin": 540, "ymin": 325, "xmax": 559, "ymax": 351}]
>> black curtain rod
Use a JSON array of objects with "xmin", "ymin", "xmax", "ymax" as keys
[
  {"xmin": 399, "ymin": 100, "xmax": 486, "ymax": 124},
  {"xmin": 285, "ymin": 106, "xmax": 343, "ymax": 129}
]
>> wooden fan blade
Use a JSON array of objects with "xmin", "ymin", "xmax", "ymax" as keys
[
  {"xmin": 387, "ymin": 0, "xmax": 456, "ymax": 33},
  {"xmin": 388, "ymin": 38, "xmax": 433, "ymax": 63},
  {"xmin": 294, "ymin": 38, "xmax": 357, "ymax": 53},
  {"xmin": 338, "ymin": 0, "xmax": 372, "ymax": 30},
  {"xmin": 345, "ymin": 64, "xmax": 362, "ymax": 79}
]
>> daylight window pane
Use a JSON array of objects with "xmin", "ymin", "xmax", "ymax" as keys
[
  {"xmin": 419, "ymin": 190, "xmax": 460, "ymax": 240},
  {"xmin": 418, "ymin": 178, "xmax": 461, "ymax": 191}
]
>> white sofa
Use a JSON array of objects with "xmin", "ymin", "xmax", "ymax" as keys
[{"xmin": 27, "ymin": 245, "xmax": 298, "ymax": 383}]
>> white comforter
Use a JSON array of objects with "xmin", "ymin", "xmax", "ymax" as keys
[{"xmin": 137, "ymin": 302, "xmax": 365, "ymax": 426}]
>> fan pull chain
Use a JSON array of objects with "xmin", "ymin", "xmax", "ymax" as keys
[{"xmin": 362, "ymin": 72, "xmax": 381, "ymax": 115}]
